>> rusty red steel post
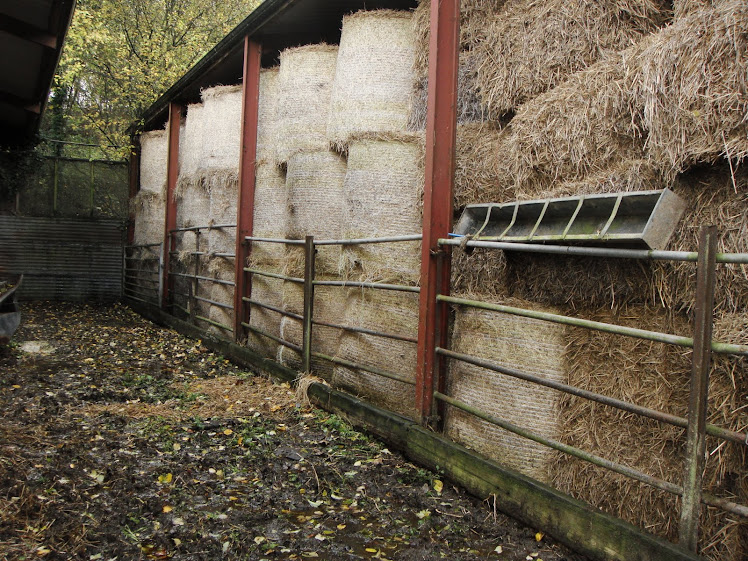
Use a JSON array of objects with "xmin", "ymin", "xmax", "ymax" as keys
[
  {"xmin": 126, "ymin": 136, "xmax": 140, "ymax": 245},
  {"xmin": 233, "ymin": 37, "xmax": 262, "ymax": 341},
  {"xmin": 302, "ymin": 236, "xmax": 316, "ymax": 373},
  {"xmin": 415, "ymin": 0, "xmax": 460, "ymax": 425},
  {"xmin": 679, "ymin": 225, "xmax": 718, "ymax": 552},
  {"xmin": 162, "ymin": 102, "xmax": 182, "ymax": 310}
]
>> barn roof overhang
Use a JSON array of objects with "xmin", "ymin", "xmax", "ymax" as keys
[
  {"xmin": 0, "ymin": 0, "xmax": 76, "ymax": 147},
  {"xmin": 135, "ymin": 0, "xmax": 418, "ymax": 134}
]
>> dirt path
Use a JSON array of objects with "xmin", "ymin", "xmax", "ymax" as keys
[{"xmin": 0, "ymin": 302, "xmax": 586, "ymax": 561}]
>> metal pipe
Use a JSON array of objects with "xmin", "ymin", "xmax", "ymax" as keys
[
  {"xmin": 313, "ymin": 319, "xmax": 417, "ymax": 344},
  {"xmin": 171, "ymin": 224, "xmax": 236, "ymax": 233},
  {"xmin": 243, "ymin": 297, "xmax": 302, "ymax": 320},
  {"xmin": 244, "ymin": 268, "xmax": 304, "ymax": 284},
  {"xmin": 312, "ymin": 352, "xmax": 416, "ymax": 386},
  {"xmin": 243, "ymin": 323, "xmax": 302, "ymax": 353},
  {"xmin": 195, "ymin": 315, "xmax": 232, "ymax": 331},
  {"xmin": 436, "ymin": 347, "xmax": 747, "ymax": 445},
  {"xmin": 437, "ymin": 294, "xmax": 748, "ymax": 356},
  {"xmin": 302, "ymin": 236, "xmax": 316, "ymax": 373},
  {"xmin": 124, "ymin": 293, "xmax": 158, "ymax": 306},
  {"xmin": 125, "ymin": 243, "xmax": 163, "ymax": 249},
  {"xmin": 314, "ymin": 234, "xmax": 423, "ymax": 246},
  {"xmin": 169, "ymin": 272, "xmax": 235, "ymax": 286},
  {"xmin": 124, "ymin": 256, "xmax": 160, "ymax": 261},
  {"xmin": 245, "ymin": 236, "xmax": 305, "ymax": 245},
  {"xmin": 193, "ymin": 295, "xmax": 234, "ymax": 310},
  {"xmin": 312, "ymin": 279, "xmax": 420, "ymax": 293}
]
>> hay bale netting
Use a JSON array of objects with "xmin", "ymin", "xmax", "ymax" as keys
[
  {"xmin": 276, "ymin": 283, "xmax": 346, "ymax": 380},
  {"xmin": 252, "ymin": 163, "xmax": 288, "ymax": 263},
  {"xmin": 327, "ymin": 10, "xmax": 416, "ymax": 151},
  {"xmin": 133, "ymin": 130, "xmax": 168, "ymax": 245},
  {"xmin": 286, "ymin": 150, "xmax": 347, "ymax": 272},
  {"xmin": 257, "ymin": 68, "xmax": 280, "ymax": 164},
  {"xmin": 200, "ymin": 84, "xmax": 242, "ymax": 176},
  {"xmin": 247, "ymin": 273, "xmax": 285, "ymax": 359},
  {"xmin": 549, "ymin": 305, "xmax": 746, "ymax": 561},
  {"xmin": 341, "ymin": 136, "xmax": 422, "ymax": 283},
  {"xmin": 333, "ymin": 289, "xmax": 419, "ymax": 419},
  {"xmin": 472, "ymin": 0, "xmax": 669, "ymax": 118},
  {"xmin": 634, "ymin": 0, "xmax": 748, "ymax": 174},
  {"xmin": 445, "ymin": 299, "xmax": 568, "ymax": 482},
  {"xmin": 275, "ymin": 45, "xmax": 338, "ymax": 164}
]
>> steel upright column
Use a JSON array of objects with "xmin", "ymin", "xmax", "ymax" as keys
[
  {"xmin": 162, "ymin": 102, "xmax": 182, "ymax": 310},
  {"xmin": 233, "ymin": 37, "xmax": 262, "ymax": 341},
  {"xmin": 415, "ymin": 0, "xmax": 460, "ymax": 424}
]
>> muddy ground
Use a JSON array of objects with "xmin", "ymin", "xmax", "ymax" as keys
[{"xmin": 0, "ymin": 302, "xmax": 587, "ymax": 561}]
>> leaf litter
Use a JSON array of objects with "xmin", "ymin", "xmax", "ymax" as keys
[{"xmin": 0, "ymin": 302, "xmax": 587, "ymax": 561}]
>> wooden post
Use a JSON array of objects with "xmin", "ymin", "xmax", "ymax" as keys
[
  {"xmin": 415, "ymin": 0, "xmax": 460, "ymax": 425},
  {"xmin": 233, "ymin": 37, "xmax": 262, "ymax": 341},
  {"xmin": 678, "ymin": 225, "xmax": 718, "ymax": 552},
  {"xmin": 162, "ymin": 102, "xmax": 182, "ymax": 310}
]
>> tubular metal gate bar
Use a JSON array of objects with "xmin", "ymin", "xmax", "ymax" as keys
[
  {"xmin": 241, "ymin": 234, "xmax": 421, "ymax": 386},
  {"xmin": 123, "ymin": 243, "xmax": 163, "ymax": 306},
  {"xmin": 437, "ymin": 226, "xmax": 748, "ymax": 550},
  {"xmin": 166, "ymin": 224, "xmax": 237, "ymax": 333}
]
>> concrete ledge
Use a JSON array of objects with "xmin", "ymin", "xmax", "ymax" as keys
[{"xmin": 127, "ymin": 300, "xmax": 702, "ymax": 561}]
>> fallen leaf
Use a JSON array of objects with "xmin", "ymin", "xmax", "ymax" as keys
[
  {"xmin": 494, "ymin": 545, "xmax": 503, "ymax": 554},
  {"xmin": 158, "ymin": 473, "xmax": 173, "ymax": 484},
  {"xmin": 535, "ymin": 532, "xmax": 543, "ymax": 541},
  {"xmin": 162, "ymin": 505, "xmax": 173, "ymax": 513},
  {"xmin": 433, "ymin": 479, "xmax": 443, "ymax": 494}
]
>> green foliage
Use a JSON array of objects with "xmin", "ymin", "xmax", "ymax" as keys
[{"xmin": 51, "ymin": 0, "xmax": 260, "ymax": 159}]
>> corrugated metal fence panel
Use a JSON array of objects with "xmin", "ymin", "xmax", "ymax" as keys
[{"xmin": 0, "ymin": 216, "xmax": 125, "ymax": 301}]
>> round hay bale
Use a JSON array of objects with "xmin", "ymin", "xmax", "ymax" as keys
[
  {"xmin": 257, "ymin": 68, "xmax": 280, "ymax": 164},
  {"xmin": 247, "ymin": 274, "xmax": 285, "ymax": 359},
  {"xmin": 277, "ymin": 283, "xmax": 346, "ymax": 380},
  {"xmin": 276, "ymin": 45, "xmax": 339, "ymax": 164},
  {"xmin": 200, "ymin": 84, "xmax": 242, "ymax": 174},
  {"xmin": 472, "ymin": 0, "xmax": 669, "ymax": 117},
  {"xmin": 549, "ymin": 305, "xmax": 745, "ymax": 561},
  {"xmin": 673, "ymin": 0, "xmax": 712, "ymax": 20},
  {"xmin": 634, "ymin": 0, "xmax": 748, "ymax": 173},
  {"xmin": 332, "ymin": 289, "xmax": 419, "ymax": 419},
  {"xmin": 206, "ymin": 282, "xmax": 235, "ymax": 339},
  {"xmin": 178, "ymin": 103, "xmax": 205, "ymax": 190},
  {"xmin": 207, "ymin": 171, "xmax": 238, "ymax": 258},
  {"xmin": 340, "ymin": 135, "xmax": 422, "ymax": 283},
  {"xmin": 327, "ymin": 10, "xmax": 416, "ymax": 151},
  {"xmin": 445, "ymin": 299, "xmax": 568, "ymax": 482},
  {"xmin": 133, "ymin": 130, "xmax": 168, "ymax": 245},
  {"xmin": 251, "ymin": 163, "xmax": 288, "ymax": 263},
  {"xmin": 286, "ymin": 150, "xmax": 347, "ymax": 273}
]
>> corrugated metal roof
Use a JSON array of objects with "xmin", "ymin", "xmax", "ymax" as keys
[
  {"xmin": 137, "ymin": 0, "xmax": 418, "ymax": 132},
  {"xmin": 0, "ymin": 0, "xmax": 76, "ymax": 146}
]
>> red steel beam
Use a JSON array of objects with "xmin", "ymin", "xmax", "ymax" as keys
[
  {"xmin": 126, "ymin": 137, "xmax": 141, "ymax": 245},
  {"xmin": 162, "ymin": 102, "xmax": 182, "ymax": 310},
  {"xmin": 416, "ymin": 0, "xmax": 460, "ymax": 424},
  {"xmin": 233, "ymin": 37, "xmax": 262, "ymax": 340}
]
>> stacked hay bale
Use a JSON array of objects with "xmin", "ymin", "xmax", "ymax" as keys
[
  {"xmin": 200, "ymin": 85, "xmax": 242, "ymax": 337},
  {"xmin": 323, "ymin": 11, "xmax": 422, "ymax": 417},
  {"xmin": 439, "ymin": 1, "xmax": 747, "ymax": 558},
  {"xmin": 248, "ymin": 68, "xmax": 289, "ymax": 358},
  {"xmin": 273, "ymin": 44, "xmax": 348, "ymax": 373},
  {"xmin": 133, "ymin": 129, "xmax": 168, "ymax": 246}
]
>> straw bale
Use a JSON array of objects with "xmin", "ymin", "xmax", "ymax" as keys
[
  {"xmin": 200, "ymin": 84, "xmax": 242, "ymax": 173},
  {"xmin": 327, "ymin": 10, "xmax": 416, "ymax": 151},
  {"xmin": 178, "ymin": 103, "xmax": 205, "ymax": 190},
  {"xmin": 473, "ymin": 0, "xmax": 669, "ymax": 118},
  {"xmin": 408, "ymin": 51, "xmax": 489, "ymax": 130},
  {"xmin": 247, "ymin": 274, "xmax": 285, "ymax": 359},
  {"xmin": 132, "ymin": 190, "xmax": 166, "ymax": 246},
  {"xmin": 548, "ymin": 305, "xmax": 746, "ymax": 560},
  {"xmin": 139, "ymin": 129, "xmax": 168, "ymax": 195},
  {"xmin": 277, "ymin": 283, "xmax": 346, "ymax": 380},
  {"xmin": 634, "ymin": 0, "xmax": 748, "ymax": 173},
  {"xmin": 445, "ymin": 299, "xmax": 567, "ymax": 481},
  {"xmin": 285, "ymin": 150, "xmax": 347, "ymax": 273},
  {"xmin": 251, "ymin": 163, "xmax": 288, "ymax": 263},
  {"xmin": 333, "ymin": 289, "xmax": 419, "ymax": 419},
  {"xmin": 176, "ymin": 178, "xmax": 210, "ymax": 231},
  {"xmin": 340, "ymin": 137, "xmax": 422, "ymax": 283},
  {"xmin": 275, "ymin": 45, "xmax": 339, "ymax": 164},
  {"xmin": 206, "ymin": 282, "xmax": 234, "ymax": 339},
  {"xmin": 257, "ymin": 68, "xmax": 280, "ymax": 164},
  {"xmin": 411, "ymin": 0, "xmax": 507, "ymax": 78},
  {"xmin": 673, "ymin": 0, "xmax": 713, "ymax": 20},
  {"xmin": 207, "ymin": 173, "xmax": 238, "ymax": 258}
]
